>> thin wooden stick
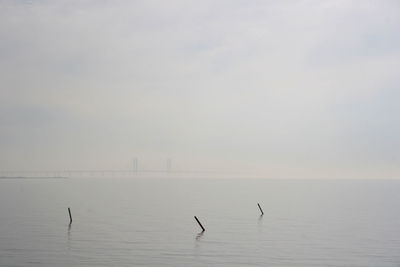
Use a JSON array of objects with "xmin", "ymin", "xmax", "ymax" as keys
[
  {"xmin": 257, "ymin": 203, "xmax": 264, "ymax": 215},
  {"xmin": 194, "ymin": 216, "xmax": 205, "ymax": 231},
  {"xmin": 68, "ymin": 207, "xmax": 72, "ymax": 224}
]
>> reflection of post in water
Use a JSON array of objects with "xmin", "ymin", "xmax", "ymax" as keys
[
  {"xmin": 258, "ymin": 214, "xmax": 264, "ymax": 232},
  {"xmin": 196, "ymin": 231, "xmax": 204, "ymax": 241},
  {"xmin": 67, "ymin": 220, "xmax": 72, "ymax": 262},
  {"xmin": 68, "ymin": 223, "xmax": 72, "ymax": 238}
]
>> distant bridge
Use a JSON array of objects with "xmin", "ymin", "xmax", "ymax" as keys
[{"xmin": 0, "ymin": 169, "xmax": 230, "ymax": 178}]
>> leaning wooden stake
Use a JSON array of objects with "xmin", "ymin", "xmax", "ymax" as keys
[
  {"xmin": 257, "ymin": 203, "xmax": 264, "ymax": 215},
  {"xmin": 194, "ymin": 216, "xmax": 205, "ymax": 232},
  {"xmin": 68, "ymin": 207, "xmax": 72, "ymax": 224}
]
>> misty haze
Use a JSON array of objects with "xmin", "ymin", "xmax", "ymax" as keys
[{"xmin": 1, "ymin": 1, "xmax": 399, "ymax": 266}]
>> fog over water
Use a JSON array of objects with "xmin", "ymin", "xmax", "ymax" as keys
[
  {"xmin": 2, "ymin": 2, "xmax": 400, "ymax": 266},
  {"xmin": 0, "ymin": 0, "xmax": 399, "ymax": 178}
]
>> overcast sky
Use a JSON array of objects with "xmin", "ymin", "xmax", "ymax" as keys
[{"xmin": 0, "ymin": 0, "xmax": 399, "ymax": 178}]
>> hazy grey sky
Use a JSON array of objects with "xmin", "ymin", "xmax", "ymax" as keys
[{"xmin": 1, "ymin": 0, "xmax": 399, "ymax": 178}]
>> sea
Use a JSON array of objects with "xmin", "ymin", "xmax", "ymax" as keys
[{"xmin": 0, "ymin": 177, "xmax": 400, "ymax": 266}]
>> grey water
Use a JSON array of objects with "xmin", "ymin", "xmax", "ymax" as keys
[{"xmin": 1, "ymin": 178, "xmax": 400, "ymax": 266}]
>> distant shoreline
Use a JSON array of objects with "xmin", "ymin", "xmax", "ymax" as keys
[{"xmin": 0, "ymin": 176, "xmax": 68, "ymax": 179}]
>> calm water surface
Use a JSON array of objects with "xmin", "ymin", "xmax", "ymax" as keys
[{"xmin": 0, "ymin": 178, "xmax": 400, "ymax": 266}]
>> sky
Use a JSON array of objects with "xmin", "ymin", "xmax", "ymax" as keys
[{"xmin": 0, "ymin": 0, "xmax": 399, "ymax": 178}]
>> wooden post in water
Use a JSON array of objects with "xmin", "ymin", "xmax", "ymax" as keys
[
  {"xmin": 257, "ymin": 203, "xmax": 264, "ymax": 215},
  {"xmin": 68, "ymin": 207, "xmax": 72, "ymax": 224},
  {"xmin": 194, "ymin": 216, "xmax": 205, "ymax": 232}
]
